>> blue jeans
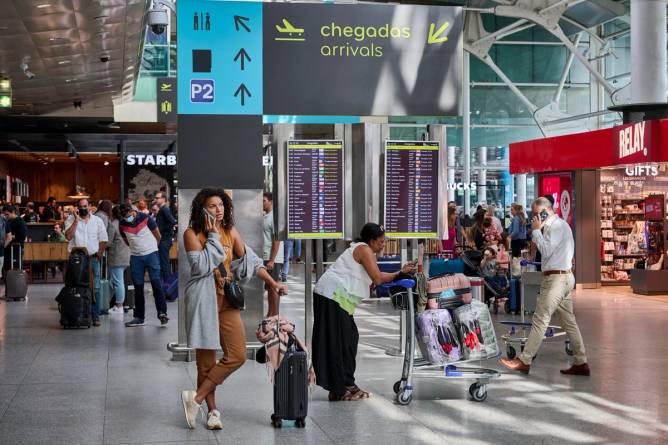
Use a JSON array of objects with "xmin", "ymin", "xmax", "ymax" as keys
[
  {"xmin": 282, "ymin": 239, "xmax": 303, "ymax": 278},
  {"xmin": 130, "ymin": 252, "xmax": 167, "ymax": 320},
  {"xmin": 158, "ymin": 238, "xmax": 173, "ymax": 282},
  {"xmin": 91, "ymin": 256, "xmax": 101, "ymax": 321},
  {"xmin": 109, "ymin": 266, "xmax": 126, "ymax": 305}
]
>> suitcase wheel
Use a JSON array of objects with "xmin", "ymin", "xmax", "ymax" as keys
[
  {"xmin": 506, "ymin": 345, "xmax": 516, "ymax": 360},
  {"xmin": 270, "ymin": 414, "xmax": 282, "ymax": 429},
  {"xmin": 295, "ymin": 418, "xmax": 306, "ymax": 428}
]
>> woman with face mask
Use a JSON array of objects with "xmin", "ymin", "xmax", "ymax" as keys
[{"xmin": 180, "ymin": 188, "xmax": 288, "ymax": 430}]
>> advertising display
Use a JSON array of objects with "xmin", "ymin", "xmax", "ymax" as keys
[
  {"xmin": 540, "ymin": 173, "xmax": 573, "ymax": 226},
  {"xmin": 287, "ymin": 140, "xmax": 344, "ymax": 239},
  {"xmin": 384, "ymin": 141, "xmax": 439, "ymax": 238},
  {"xmin": 124, "ymin": 154, "xmax": 177, "ymax": 203}
]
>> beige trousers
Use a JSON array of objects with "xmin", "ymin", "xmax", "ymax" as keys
[{"xmin": 519, "ymin": 273, "xmax": 587, "ymax": 366}]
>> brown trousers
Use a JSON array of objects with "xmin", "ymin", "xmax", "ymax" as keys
[{"xmin": 195, "ymin": 284, "xmax": 247, "ymax": 387}]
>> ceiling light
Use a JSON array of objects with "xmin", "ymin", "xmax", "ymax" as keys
[
  {"xmin": 93, "ymin": 15, "xmax": 109, "ymax": 20},
  {"xmin": 36, "ymin": 4, "xmax": 51, "ymax": 8},
  {"xmin": 0, "ymin": 79, "xmax": 10, "ymax": 90},
  {"xmin": 65, "ymin": 78, "xmax": 77, "ymax": 83},
  {"xmin": 104, "ymin": 161, "xmax": 110, "ymax": 166},
  {"xmin": 49, "ymin": 36, "xmax": 64, "ymax": 41},
  {"xmin": 58, "ymin": 60, "xmax": 71, "ymax": 65},
  {"xmin": 126, "ymin": 65, "xmax": 134, "ymax": 71}
]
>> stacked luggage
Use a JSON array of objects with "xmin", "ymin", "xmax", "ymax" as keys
[
  {"xmin": 56, "ymin": 248, "xmax": 92, "ymax": 329},
  {"xmin": 416, "ymin": 273, "xmax": 499, "ymax": 365}
]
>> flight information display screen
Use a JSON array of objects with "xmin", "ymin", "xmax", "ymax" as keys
[
  {"xmin": 287, "ymin": 140, "xmax": 344, "ymax": 238},
  {"xmin": 384, "ymin": 141, "xmax": 439, "ymax": 238}
]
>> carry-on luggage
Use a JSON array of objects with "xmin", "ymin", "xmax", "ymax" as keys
[
  {"xmin": 65, "ymin": 248, "xmax": 91, "ymax": 287},
  {"xmin": 416, "ymin": 309, "xmax": 462, "ymax": 364},
  {"xmin": 4, "ymin": 244, "xmax": 28, "ymax": 301},
  {"xmin": 453, "ymin": 300, "xmax": 500, "ymax": 360},
  {"xmin": 56, "ymin": 286, "xmax": 92, "ymax": 329},
  {"xmin": 426, "ymin": 273, "xmax": 472, "ymax": 308},
  {"xmin": 429, "ymin": 258, "xmax": 465, "ymax": 277},
  {"xmin": 272, "ymin": 337, "xmax": 308, "ymax": 429},
  {"xmin": 506, "ymin": 277, "xmax": 521, "ymax": 314}
]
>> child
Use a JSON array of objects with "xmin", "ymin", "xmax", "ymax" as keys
[{"xmin": 482, "ymin": 217, "xmax": 501, "ymax": 244}]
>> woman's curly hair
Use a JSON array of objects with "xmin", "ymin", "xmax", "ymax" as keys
[{"xmin": 189, "ymin": 188, "xmax": 234, "ymax": 234}]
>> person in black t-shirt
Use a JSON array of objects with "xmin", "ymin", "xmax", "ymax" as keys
[
  {"xmin": 22, "ymin": 202, "xmax": 39, "ymax": 223},
  {"xmin": 154, "ymin": 191, "xmax": 177, "ymax": 283},
  {"xmin": 3, "ymin": 205, "xmax": 28, "ymax": 271},
  {"xmin": 41, "ymin": 197, "xmax": 61, "ymax": 222}
]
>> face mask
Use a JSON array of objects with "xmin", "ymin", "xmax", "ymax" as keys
[
  {"xmin": 124, "ymin": 215, "xmax": 135, "ymax": 223},
  {"xmin": 78, "ymin": 208, "xmax": 88, "ymax": 217}
]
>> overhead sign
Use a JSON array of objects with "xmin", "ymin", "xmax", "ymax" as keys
[
  {"xmin": 177, "ymin": 0, "xmax": 263, "ymax": 115},
  {"xmin": 263, "ymin": 4, "xmax": 462, "ymax": 116},
  {"xmin": 157, "ymin": 77, "xmax": 176, "ymax": 123},
  {"xmin": 613, "ymin": 120, "xmax": 659, "ymax": 164},
  {"xmin": 125, "ymin": 154, "xmax": 177, "ymax": 166},
  {"xmin": 124, "ymin": 154, "xmax": 176, "ymax": 204},
  {"xmin": 384, "ymin": 141, "xmax": 439, "ymax": 238},
  {"xmin": 177, "ymin": 1, "xmax": 463, "ymax": 117},
  {"xmin": 287, "ymin": 140, "xmax": 344, "ymax": 239}
]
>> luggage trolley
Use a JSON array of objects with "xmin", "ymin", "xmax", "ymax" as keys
[
  {"xmin": 383, "ymin": 279, "xmax": 500, "ymax": 405},
  {"xmin": 500, "ymin": 261, "xmax": 574, "ymax": 360}
]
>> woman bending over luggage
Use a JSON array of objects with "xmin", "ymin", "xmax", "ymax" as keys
[
  {"xmin": 312, "ymin": 223, "xmax": 414, "ymax": 401},
  {"xmin": 181, "ymin": 188, "xmax": 288, "ymax": 430}
]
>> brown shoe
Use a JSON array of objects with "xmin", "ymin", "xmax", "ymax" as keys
[
  {"xmin": 499, "ymin": 358, "xmax": 530, "ymax": 374},
  {"xmin": 560, "ymin": 363, "xmax": 590, "ymax": 376}
]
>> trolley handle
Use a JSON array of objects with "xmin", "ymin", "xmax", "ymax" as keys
[
  {"xmin": 380, "ymin": 279, "xmax": 416, "ymax": 290},
  {"xmin": 520, "ymin": 260, "xmax": 541, "ymax": 266}
]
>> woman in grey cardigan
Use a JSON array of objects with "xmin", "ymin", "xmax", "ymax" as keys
[
  {"xmin": 107, "ymin": 205, "xmax": 130, "ymax": 315},
  {"xmin": 181, "ymin": 188, "xmax": 288, "ymax": 430}
]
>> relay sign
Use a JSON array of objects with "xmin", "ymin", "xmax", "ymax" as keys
[
  {"xmin": 384, "ymin": 141, "xmax": 439, "ymax": 238},
  {"xmin": 287, "ymin": 140, "xmax": 344, "ymax": 239}
]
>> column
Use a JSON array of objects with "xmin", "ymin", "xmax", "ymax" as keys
[
  {"xmin": 631, "ymin": 0, "xmax": 667, "ymax": 103},
  {"xmin": 448, "ymin": 146, "xmax": 456, "ymax": 202},
  {"xmin": 463, "ymin": 51, "xmax": 471, "ymax": 215},
  {"xmin": 516, "ymin": 174, "xmax": 527, "ymax": 208},
  {"xmin": 478, "ymin": 146, "xmax": 487, "ymax": 204}
]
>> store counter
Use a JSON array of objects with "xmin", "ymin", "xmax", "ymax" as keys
[{"xmin": 630, "ymin": 269, "xmax": 668, "ymax": 295}]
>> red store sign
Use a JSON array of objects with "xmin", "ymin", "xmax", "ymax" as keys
[{"xmin": 613, "ymin": 121, "xmax": 659, "ymax": 164}]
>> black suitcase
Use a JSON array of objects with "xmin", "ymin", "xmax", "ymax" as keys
[
  {"xmin": 271, "ymin": 341, "xmax": 308, "ymax": 428},
  {"xmin": 56, "ymin": 286, "xmax": 92, "ymax": 329},
  {"xmin": 4, "ymin": 244, "xmax": 28, "ymax": 301}
]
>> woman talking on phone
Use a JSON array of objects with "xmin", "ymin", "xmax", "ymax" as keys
[
  {"xmin": 312, "ymin": 223, "xmax": 415, "ymax": 401},
  {"xmin": 180, "ymin": 188, "xmax": 287, "ymax": 430}
]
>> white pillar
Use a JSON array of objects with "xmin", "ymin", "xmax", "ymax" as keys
[
  {"xmin": 479, "ymin": 146, "xmax": 487, "ymax": 204},
  {"xmin": 516, "ymin": 174, "xmax": 527, "ymax": 208},
  {"xmin": 448, "ymin": 146, "xmax": 456, "ymax": 202},
  {"xmin": 463, "ymin": 51, "xmax": 471, "ymax": 215},
  {"xmin": 631, "ymin": 0, "xmax": 667, "ymax": 103}
]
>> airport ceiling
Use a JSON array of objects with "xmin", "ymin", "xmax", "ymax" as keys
[
  {"xmin": 0, "ymin": 0, "xmax": 148, "ymax": 115},
  {"xmin": 0, "ymin": 0, "xmax": 628, "ymax": 117}
]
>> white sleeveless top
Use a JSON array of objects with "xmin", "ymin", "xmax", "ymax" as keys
[{"xmin": 314, "ymin": 242, "xmax": 372, "ymax": 300}]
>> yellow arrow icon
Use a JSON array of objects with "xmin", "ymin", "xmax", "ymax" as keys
[{"xmin": 427, "ymin": 22, "xmax": 450, "ymax": 44}]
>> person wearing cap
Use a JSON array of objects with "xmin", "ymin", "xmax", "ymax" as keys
[{"xmin": 118, "ymin": 203, "xmax": 168, "ymax": 327}]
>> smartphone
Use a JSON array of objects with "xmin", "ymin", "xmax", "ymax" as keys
[
  {"xmin": 539, "ymin": 210, "xmax": 548, "ymax": 222},
  {"xmin": 202, "ymin": 208, "xmax": 216, "ymax": 225}
]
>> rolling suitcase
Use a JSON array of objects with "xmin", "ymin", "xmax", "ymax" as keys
[
  {"xmin": 506, "ymin": 278, "xmax": 521, "ymax": 314},
  {"xmin": 163, "ymin": 271, "xmax": 178, "ymax": 301},
  {"xmin": 56, "ymin": 286, "xmax": 92, "ymax": 329},
  {"xmin": 98, "ymin": 259, "xmax": 112, "ymax": 315},
  {"xmin": 416, "ymin": 309, "xmax": 461, "ymax": 364},
  {"xmin": 426, "ymin": 273, "xmax": 471, "ymax": 310},
  {"xmin": 123, "ymin": 268, "xmax": 135, "ymax": 310},
  {"xmin": 4, "ymin": 244, "xmax": 28, "ymax": 301},
  {"xmin": 453, "ymin": 300, "xmax": 500, "ymax": 360},
  {"xmin": 272, "ymin": 339, "xmax": 308, "ymax": 429}
]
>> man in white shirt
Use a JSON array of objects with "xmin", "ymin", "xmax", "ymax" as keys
[
  {"xmin": 500, "ymin": 197, "xmax": 589, "ymax": 376},
  {"xmin": 64, "ymin": 198, "xmax": 108, "ymax": 326}
]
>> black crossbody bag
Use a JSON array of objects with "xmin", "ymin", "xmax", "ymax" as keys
[{"xmin": 217, "ymin": 263, "xmax": 245, "ymax": 310}]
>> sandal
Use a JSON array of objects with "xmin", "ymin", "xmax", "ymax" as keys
[{"xmin": 341, "ymin": 385, "xmax": 371, "ymax": 401}]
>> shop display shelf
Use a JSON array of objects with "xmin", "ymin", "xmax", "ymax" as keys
[{"xmin": 613, "ymin": 254, "xmax": 645, "ymax": 258}]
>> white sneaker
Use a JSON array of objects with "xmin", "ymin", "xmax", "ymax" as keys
[
  {"xmin": 109, "ymin": 306, "xmax": 124, "ymax": 316},
  {"xmin": 206, "ymin": 409, "xmax": 223, "ymax": 430},
  {"xmin": 181, "ymin": 390, "xmax": 201, "ymax": 429}
]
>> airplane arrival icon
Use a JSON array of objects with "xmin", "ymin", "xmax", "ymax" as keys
[{"xmin": 274, "ymin": 19, "xmax": 305, "ymax": 41}]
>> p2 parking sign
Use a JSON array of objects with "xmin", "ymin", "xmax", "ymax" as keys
[{"xmin": 190, "ymin": 79, "xmax": 215, "ymax": 103}]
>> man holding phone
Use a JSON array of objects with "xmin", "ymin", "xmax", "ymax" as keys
[{"xmin": 500, "ymin": 197, "xmax": 590, "ymax": 376}]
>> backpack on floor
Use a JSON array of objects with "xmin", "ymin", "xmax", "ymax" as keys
[{"xmin": 56, "ymin": 286, "xmax": 92, "ymax": 329}]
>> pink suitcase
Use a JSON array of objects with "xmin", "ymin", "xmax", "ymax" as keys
[
  {"xmin": 427, "ymin": 273, "xmax": 471, "ymax": 308},
  {"xmin": 416, "ymin": 309, "xmax": 462, "ymax": 365}
]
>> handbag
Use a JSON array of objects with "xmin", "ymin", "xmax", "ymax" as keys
[{"xmin": 217, "ymin": 263, "xmax": 245, "ymax": 310}]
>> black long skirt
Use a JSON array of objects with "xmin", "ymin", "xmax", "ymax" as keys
[{"xmin": 312, "ymin": 292, "xmax": 359, "ymax": 394}]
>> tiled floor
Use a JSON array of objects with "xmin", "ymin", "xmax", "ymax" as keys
[{"xmin": 1, "ymin": 276, "xmax": 667, "ymax": 445}]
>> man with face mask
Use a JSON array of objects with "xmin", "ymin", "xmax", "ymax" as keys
[{"xmin": 64, "ymin": 198, "xmax": 109, "ymax": 326}]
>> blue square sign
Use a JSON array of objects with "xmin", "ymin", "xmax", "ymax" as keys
[{"xmin": 191, "ymin": 79, "xmax": 215, "ymax": 103}]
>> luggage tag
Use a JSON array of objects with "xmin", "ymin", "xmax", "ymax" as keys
[{"xmin": 440, "ymin": 289, "xmax": 456, "ymax": 299}]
